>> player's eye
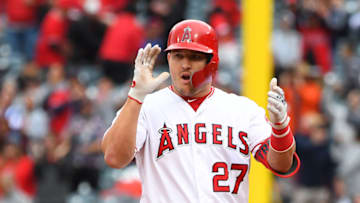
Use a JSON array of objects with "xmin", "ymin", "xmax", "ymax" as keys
[
  {"xmin": 173, "ymin": 53, "xmax": 184, "ymax": 59},
  {"xmin": 190, "ymin": 54, "xmax": 206, "ymax": 61}
]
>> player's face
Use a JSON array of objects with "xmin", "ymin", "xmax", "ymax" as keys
[{"xmin": 168, "ymin": 50, "xmax": 211, "ymax": 97}]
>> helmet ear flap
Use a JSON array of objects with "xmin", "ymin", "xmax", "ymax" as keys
[
  {"xmin": 209, "ymin": 61, "xmax": 218, "ymax": 79},
  {"xmin": 209, "ymin": 53, "xmax": 219, "ymax": 77}
]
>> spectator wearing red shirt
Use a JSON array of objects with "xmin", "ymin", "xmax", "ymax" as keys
[
  {"xmin": 212, "ymin": 0, "xmax": 241, "ymax": 28},
  {"xmin": 34, "ymin": 0, "xmax": 79, "ymax": 68},
  {"xmin": 300, "ymin": 23, "xmax": 332, "ymax": 75},
  {"xmin": 99, "ymin": 2, "xmax": 145, "ymax": 85},
  {"xmin": 0, "ymin": 141, "xmax": 36, "ymax": 202},
  {"xmin": 42, "ymin": 65, "xmax": 72, "ymax": 139},
  {"xmin": 3, "ymin": 0, "xmax": 41, "ymax": 62},
  {"xmin": 294, "ymin": 2, "xmax": 332, "ymax": 75}
]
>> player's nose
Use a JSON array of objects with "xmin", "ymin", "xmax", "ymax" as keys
[{"xmin": 181, "ymin": 57, "xmax": 191, "ymax": 70}]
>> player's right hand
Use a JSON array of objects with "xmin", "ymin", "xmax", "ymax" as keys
[{"xmin": 128, "ymin": 43, "xmax": 170, "ymax": 103}]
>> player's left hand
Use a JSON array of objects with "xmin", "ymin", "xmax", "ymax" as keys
[{"xmin": 267, "ymin": 77, "xmax": 289, "ymax": 129}]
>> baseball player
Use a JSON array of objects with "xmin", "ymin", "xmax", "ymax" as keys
[{"xmin": 102, "ymin": 19, "xmax": 300, "ymax": 203}]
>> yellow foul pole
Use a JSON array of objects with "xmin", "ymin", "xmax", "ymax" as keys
[{"xmin": 243, "ymin": 0, "xmax": 274, "ymax": 203}]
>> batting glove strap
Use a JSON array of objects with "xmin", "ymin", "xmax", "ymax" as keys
[
  {"xmin": 128, "ymin": 81, "xmax": 146, "ymax": 104},
  {"xmin": 270, "ymin": 115, "xmax": 290, "ymax": 130},
  {"xmin": 128, "ymin": 94, "xmax": 143, "ymax": 104}
]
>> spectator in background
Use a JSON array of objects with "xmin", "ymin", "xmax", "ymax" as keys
[
  {"xmin": 294, "ymin": 63, "xmax": 323, "ymax": 128},
  {"xmin": 3, "ymin": 0, "xmax": 40, "ymax": 63},
  {"xmin": 143, "ymin": 17, "xmax": 167, "ymax": 66},
  {"xmin": 63, "ymin": 97, "xmax": 105, "ymax": 194},
  {"xmin": 321, "ymin": 0, "xmax": 349, "ymax": 50},
  {"xmin": 321, "ymin": 72, "xmax": 355, "ymax": 147},
  {"xmin": 208, "ymin": 6, "xmax": 241, "ymax": 90},
  {"xmin": 212, "ymin": 0, "xmax": 241, "ymax": 29},
  {"xmin": 45, "ymin": 88, "xmax": 71, "ymax": 141},
  {"xmin": 67, "ymin": 0, "xmax": 107, "ymax": 65},
  {"xmin": 272, "ymin": 11, "xmax": 301, "ymax": 76},
  {"xmin": 142, "ymin": 0, "xmax": 188, "ymax": 67},
  {"xmin": 34, "ymin": 0, "xmax": 79, "ymax": 68},
  {"xmin": 338, "ymin": 42, "xmax": 360, "ymax": 91},
  {"xmin": 22, "ymin": 87, "xmax": 49, "ymax": 156},
  {"xmin": 48, "ymin": 78, "xmax": 106, "ymax": 196},
  {"xmin": 0, "ymin": 141, "xmax": 36, "ymax": 203},
  {"xmin": 17, "ymin": 65, "xmax": 49, "ymax": 143},
  {"xmin": 99, "ymin": 1, "xmax": 144, "ymax": 85},
  {"xmin": 147, "ymin": 0, "xmax": 187, "ymax": 40},
  {"xmin": 34, "ymin": 134, "xmax": 71, "ymax": 203},
  {"xmin": 294, "ymin": 112, "xmax": 337, "ymax": 203},
  {"xmin": 144, "ymin": 17, "xmax": 165, "ymax": 48},
  {"xmin": 336, "ymin": 125, "xmax": 360, "ymax": 203},
  {"xmin": 0, "ymin": 78, "xmax": 27, "ymax": 150},
  {"xmin": 294, "ymin": 0, "xmax": 333, "ymax": 75},
  {"xmin": 145, "ymin": 0, "xmax": 186, "ymax": 65},
  {"xmin": 91, "ymin": 77, "xmax": 125, "ymax": 126},
  {"xmin": 42, "ymin": 65, "xmax": 71, "ymax": 140}
]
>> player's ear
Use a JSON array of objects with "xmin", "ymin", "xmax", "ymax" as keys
[{"xmin": 167, "ymin": 52, "xmax": 171, "ymax": 61}]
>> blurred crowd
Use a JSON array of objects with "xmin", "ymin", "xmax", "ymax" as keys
[
  {"xmin": 272, "ymin": 0, "xmax": 360, "ymax": 203},
  {"xmin": 0, "ymin": 0, "xmax": 359, "ymax": 202}
]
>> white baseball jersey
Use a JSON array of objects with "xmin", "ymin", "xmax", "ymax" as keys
[{"xmin": 133, "ymin": 87, "xmax": 272, "ymax": 203}]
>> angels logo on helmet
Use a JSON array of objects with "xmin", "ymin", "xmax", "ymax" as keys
[{"xmin": 181, "ymin": 27, "xmax": 192, "ymax": 43}]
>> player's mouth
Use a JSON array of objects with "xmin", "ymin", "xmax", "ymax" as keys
[{"xmin": 180, "ymin": 72, "xmax": 191, "ymax": 84}]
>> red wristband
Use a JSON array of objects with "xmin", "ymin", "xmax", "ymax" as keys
[{"xmin": 270, "ymin": 128, "xmax": 294, "ymax": 152}]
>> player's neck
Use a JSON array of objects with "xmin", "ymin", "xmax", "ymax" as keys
[
  {"xmin": 171, "ymin": 84, "xmax": 212, "ymax": 99},
  {"xmin": 170, "ymin": 86, "xmax": 213, "ymax": 99}
]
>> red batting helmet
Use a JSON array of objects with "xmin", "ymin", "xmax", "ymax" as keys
[{"xmin": 165, "ymin": 19, "xmax": 219, "ymax": 88}]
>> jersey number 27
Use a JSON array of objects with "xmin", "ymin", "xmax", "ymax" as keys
[{"xmin": 212, "ymin": 162, "xmax": 248, "ymax": 194}]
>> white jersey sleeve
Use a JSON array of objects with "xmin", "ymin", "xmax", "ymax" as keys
[{"xmin": 246, "ymin": 100, "xmax": 272, "ymax": 155}]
